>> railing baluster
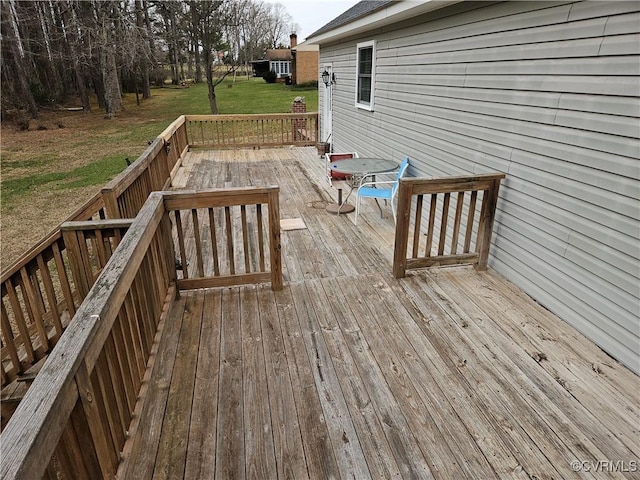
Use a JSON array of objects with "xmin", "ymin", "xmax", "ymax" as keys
[
  {"xmin": 438, "ymin": 193, "xmax": 450, "ymax": 256},
  {"xmin": 103, "ymin": 333, "xmax": 130, "ymax": 437},
  {"xmin": 36, "ymin": 254, "xmax": 64, "ymax": 338},
  {"xmin": 52, "ymin": 239, "xmax": 76, "ymax": 318},
  {"xmin": 425, "ymin": 194, "xmax": 438, "ymax": 258},
  {"xmin": 57, "ymin": 402, "xmax": 102, "ymax": 479},
  {"xmin": 5, "ymin": 279, "xmax": 35, "ymax": 362},
  {"xmin": 412, "ymin": 194, "xmax": 424, "ymax": 258},
  {"xmin": 208, "ymin": 208, "xmax": 221, "ymax": 276},
  {"xmin": 122, "ymin": 289, "xmax": 146, "ymax": 377},
  {"xmin": 241, "ymin": 205, "xmax": 250, "ymax": 273},
  {"xmin": 111, "ymin": 311, "xmax": 137, "ymax": 413},
  {"xmin": 94, "ymin": 348, "xmax": 125, "ymax": 451},
  {"xmin": 225, "ymin": 206, "xmax": 235, "ymax": 275},
  {"xmin": 75, "ymin": 358, "xmax": 118, "ymax": 477},
  {"xmin": 451, "ymin": 192, "xmax": 465, "ymax": 254},
  {"xmin": 19, "ymin": 268, "xmax": 50, "ymax": 352},
  {"xmin": 174, "ymin": 210, "xmax": 188, "ymax": 279},
  {"xmin": 1, "ymin": 300, "xmax": 22, "ymax": 374},
  {"xmin": 464, "ymin": 190, "xmax": 478, "ymax": 253},
  {"xmin": 191, "ymin": 209, "xmax": 205, "ymax": 277},
  {"xmin": 256, "ymin": 204, "xmax": 265, "ymax": 272}
]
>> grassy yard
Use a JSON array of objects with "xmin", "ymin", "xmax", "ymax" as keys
[{"xmin": 0, "ymin": 77, "xmax": 318, "ymax": 269}]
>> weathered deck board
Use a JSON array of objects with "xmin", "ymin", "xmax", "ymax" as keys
[{"xmin": 118, "ymin": 147, "xmax": 639, "ymax": 480}]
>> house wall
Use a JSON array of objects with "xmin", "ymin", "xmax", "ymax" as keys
[
  {"xmin": 319, "ymin": 1, "xmax": 640, "ymax": 373},
  {"xmin": 295, "ymin": 50, "xmax": 320, "ymax": 84}
]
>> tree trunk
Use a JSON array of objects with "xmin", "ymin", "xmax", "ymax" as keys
[
  {"xmin": 99, "ymin": 6, "xmax": 122, "ymax": 118},
  {"xmin": 102, "ymin": 44, "xmax": 123, "ymax": 118},
  {"xmin": 136, "ymin": 0, "xmax": 151, "ymax": 99},
  {"xmin": 0, "ymin": 1, "xmax": 38, "ymax": 117},
  {"xmin": 203, "ymin": 50, "xmax": 218, "ymax": 114}
]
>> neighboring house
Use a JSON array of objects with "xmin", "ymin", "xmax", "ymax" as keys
[
  {"xmin": 252, "ymin": 34, "xmax": 319, "ymax": 85},
  {"xmin": 307, "ymin": 1, "xmax": 640, "ymax": 373},
  {"xmin": 251, "ymin": 44, "xmax": 293, "ymax": 80},
  {"xmin": 291, "ymin": 36, "xmax": 320, "ymax": 84}
]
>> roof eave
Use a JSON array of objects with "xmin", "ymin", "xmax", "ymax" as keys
[{"xmin": 306, "ymin": 0, "xmax": 462, "ymax": 45}]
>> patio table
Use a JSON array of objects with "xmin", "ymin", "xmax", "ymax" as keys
[{"xmin": 326, "ymin": 157, "xmax": 399, "ymax": 214}]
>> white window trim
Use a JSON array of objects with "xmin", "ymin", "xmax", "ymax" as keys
[
  {"xmin": 269, "ymin": 60, "xmax": 291, "ymax": 78},
  {"xmin": 355, "ymin": 40, "xmax": 375, "ymax": 111}
]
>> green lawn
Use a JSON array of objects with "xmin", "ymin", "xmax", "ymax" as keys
[
  {"xmin": 1, "ymin": 76, "xmax": 319, "ymax": 266},
  {"xmin": 1, "ymin": 77, "xmax": 318, "ymax": 205}
]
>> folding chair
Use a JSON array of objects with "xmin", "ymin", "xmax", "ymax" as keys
[{"xmin": 354, "ymin": 157, "xmax": 410, "ymax": 225}]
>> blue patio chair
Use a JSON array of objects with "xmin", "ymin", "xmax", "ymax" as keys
[{"xmin": 354, "ymin": 157, "xmax": 410, "ymax": 225}]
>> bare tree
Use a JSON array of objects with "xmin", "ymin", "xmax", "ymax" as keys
[
  {"xmin": 1, "ymin": 0, "xmax": 39, "ymax": 118},
  {"xmin": 263, "ymin": 2, "xmax": 294, "ymax": 48},
  {"xmin": 187, "ymin": 0, "xmax": 232, "ymax": 114},
  {"xmin": 0, "ymin": 0, "xmax": 299, "ymax": 121}
]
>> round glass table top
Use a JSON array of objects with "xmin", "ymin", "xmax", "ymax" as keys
[{"xmin": 330, "ymin": 157, "xmax": 399, "ymax": 175}]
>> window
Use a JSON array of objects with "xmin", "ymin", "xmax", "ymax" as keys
[
  {"xmin": 356, "ymin": 41, "xmax": 375, "ymax": 110},
  {"xmin": 270, "ymin": 61, "xmax": 291, "ymax": 77}
]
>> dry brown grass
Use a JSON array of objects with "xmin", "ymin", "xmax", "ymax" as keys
[{"xmin": 1, "ymin": 91, "xmax": 179, "ymax": 271}]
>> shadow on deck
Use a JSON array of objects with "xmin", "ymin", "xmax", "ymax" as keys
[{"xmin": 119, "ymin": 148, "xmax": 639, "ymax": 479}]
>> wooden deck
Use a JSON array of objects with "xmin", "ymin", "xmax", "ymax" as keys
[{"xmin": 118, "ymin": 147, "xmax": 639, "ymax": 479}]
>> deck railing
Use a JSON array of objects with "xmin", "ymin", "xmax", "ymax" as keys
[
  {"xmin": 1, "ymin": 186, "xmax": 282, "ymax": 479},
  {"xmin": 0, "ymin": 194, "xmax": 106, "ymax": 389},
  {"xmin": 393, "ymin": 173, "xmax": 505, "ymax": 277},
  {"xmin": 185, "ymin": 113, "xmax": 318, "ymax": 148},
  {"xmin": 1, "ymin": 113, "xmax": 312, "ymax": 391},
  {"xmin": 1, "ymin": 115, "xmax": 183, "ymax": 390},
  {"xmin": 167, "ymin": 187, "xmax": 283, "ymax": 291}
]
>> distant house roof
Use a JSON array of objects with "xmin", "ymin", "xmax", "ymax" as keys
[
  {"xmin": 306, "ymin": 0, "xmax": 461, "ymax": 45},
  {"xmin": 266, "ymin": 49, "xmax": 292, "ymax": 61}
]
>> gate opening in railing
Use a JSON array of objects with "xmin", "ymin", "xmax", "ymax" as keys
[
  {"xmin": 393, "ymin": 173, "xmax": 505, "ymax": 277},
  {"xmin": 166, "ymin": 187, "xmax": 283, "ymax": 291}
]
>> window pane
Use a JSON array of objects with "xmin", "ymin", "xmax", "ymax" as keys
[
  {"xmin": 358, "ymin": 77, "xmax": 371, "ymax": 104},
  {"xmin": 359, "ymin": 47, "xmax": 372, "ymax": 74}
]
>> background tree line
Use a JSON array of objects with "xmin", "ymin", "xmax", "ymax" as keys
[{"xmin": 0, "ymin": 0, "xmax": 297, "ymax": 120}]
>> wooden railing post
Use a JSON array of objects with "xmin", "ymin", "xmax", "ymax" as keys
[
  {"xmin": 61, "ymin": 229, "xmax": 93, "ymax": 300},
  {"xmin": 393, "ymin": 179, "xmax": 412, "ymax": 278},
  {"xmin": 476, "ymin": 177, "xmax": 502, "ymax": 271},
  {"xmin": 160, "ymin": 210, "xmax": 179, "ymax": 298},
  {"xmin": 101, "ymin": 187, "xmax": 121, "ymax": 219},
  {"xmin": 268, "ymin": 189, "xmax": 283, "ymax": 291}
]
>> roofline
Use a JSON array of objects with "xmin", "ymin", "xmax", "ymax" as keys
[
  {"xmin": 306, "ymin": 0, "xmax": 462, "ymax": 45},
  {"xmin": 292, "ymin": 40, "xmax": 319, "ymax": 52}
]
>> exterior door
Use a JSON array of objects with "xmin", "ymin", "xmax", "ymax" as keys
[{"xmin": 321, "ymin": 64, "xmax": 333, "ymax": 144}]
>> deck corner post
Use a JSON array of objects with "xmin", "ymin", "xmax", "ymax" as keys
[
  {"xmin": 268, "ymin": 188, "xmax": 283, "ymax": 290},
  {"xmin": 159, "ymin": 206, "xmax": 180, "ymax": 298},
  {"xmin": 101, "ymin": 187, "xmax": 120, "ymax": 219},
  {"xmin": 61, "ymin": 228, "xmax": 91, "ymax": 300},
  {"xmin": 475, "ymin": 176, "xmax": 503, "ymax": 271},
  {"xmin": 392, "ymin": 180, "xmax": 412, "ymax": 278}
]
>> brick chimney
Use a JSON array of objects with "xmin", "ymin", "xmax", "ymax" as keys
[{"xmin": 290, "ymin": 33, "xmax": 297, "ymax": 48}]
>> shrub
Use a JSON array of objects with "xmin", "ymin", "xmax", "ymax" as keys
[
  {"xmin": 262, "ymin": 70, "xmax": 277, "ymax": 83},
  {"xmin": 293, "ymin": 80, "xmax": 318, "ymax": 90}
]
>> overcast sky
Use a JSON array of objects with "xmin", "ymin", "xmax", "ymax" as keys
[{"xmin": 264, "ymin": 0, "xmax": 361, "ymax": 42}]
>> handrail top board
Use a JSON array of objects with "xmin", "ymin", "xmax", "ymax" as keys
[{"xmin": 185, "ymin": 112, "xmax": 318, "ymax": 121}]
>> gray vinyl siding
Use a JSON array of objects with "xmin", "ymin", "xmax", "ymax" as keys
[{"xmin": 319, "ymin": 1, "xmax": 640, "ymax": 373}]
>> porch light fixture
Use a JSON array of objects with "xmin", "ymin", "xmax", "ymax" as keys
[{"xmin": 321, "ymin": 69, "xmax": 335, "ymax": 87}]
